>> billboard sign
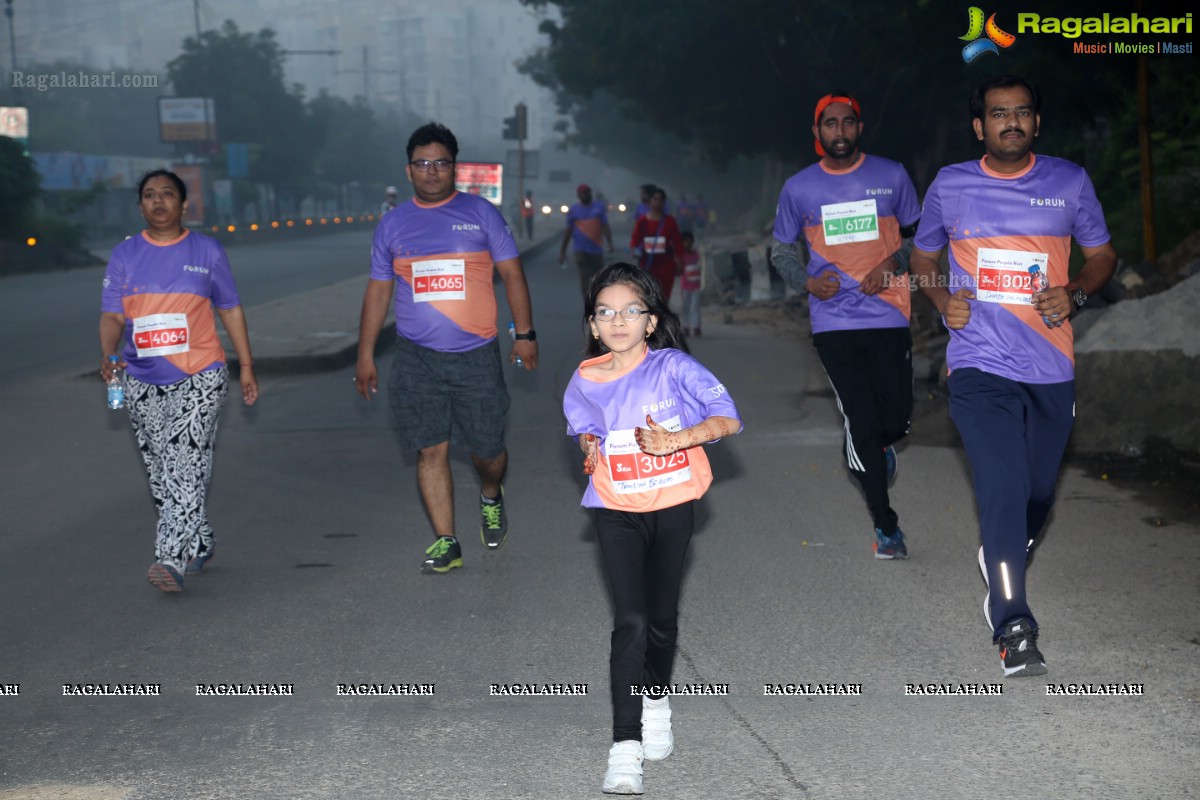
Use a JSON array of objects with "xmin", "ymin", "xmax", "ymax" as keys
[
  {"xmin": 0, "ymin": 106, "xmax": 29, "ymax": 150},
  {"xmin": 455, "ymin": 162, "xmax": 503, "ymax": 206},
  {"xmin": 159, "ymin": 97, "xmax": 216, "ymax": 142}
]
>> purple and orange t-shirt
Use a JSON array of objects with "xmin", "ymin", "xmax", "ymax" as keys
[
  {"xmin": 913, "ymin": 153, "xmax": 1111, "ymax": 384},
  {"xmin": 567, "ymin": 200, "xmax": 609, "ymax": 255},
  {"xmin": 101, "ymin": 230, "xmax": 240, "ymax": 386},
  {"xmin": 370, "ymin": 191, "xmax": 520, "ymax": 353},
  {"xmin": 773, "ymin": 153, "xmax": 920, "ymax": 333},
  {"xmin": 563, "ymin": 347, "xmax": 742, "ymax": 512}
]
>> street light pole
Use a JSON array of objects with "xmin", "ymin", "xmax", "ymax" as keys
[{"xmin": 4, "ymin": 0, "xmax": 17, "ymax": 81}]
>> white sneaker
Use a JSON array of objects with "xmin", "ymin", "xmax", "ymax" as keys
[
  {"xmin": 602, "ymin": 740, "xmax": 644, "ymax": 795},
  {"xmin": 641, "ymin": 696, "xmax": 673, "ymax": 760}
]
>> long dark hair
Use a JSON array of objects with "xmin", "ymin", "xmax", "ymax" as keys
[{"xmin": 583, "ymin": 263, "xmax": 688, "ymax": 357}]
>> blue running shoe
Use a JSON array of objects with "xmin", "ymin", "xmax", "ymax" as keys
[
  {"xmin": 873, "ymin": 528, "xmax": 908, "ymax": 560},
  {"xmin": 884, "ymin": 445, "xmax": 898, "ymax": 488},
  {"xmin": 185, "ymin": 551, "xmax": 213, "ymax": 575},
  {"xmin": 147, "ymin": 561, "xmax": 185, "ymax": 592}
]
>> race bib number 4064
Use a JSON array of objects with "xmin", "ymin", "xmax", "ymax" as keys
[
  {"xmin": 412, "ymin": 258, "xmax": 466, "ymax": 302},
  {"xmin": 605, "ymin": 419, "xmax": 691, "ymax": 495},
  {"xmin": 976, "ymin": 248, "xmax": 1049, "ymax": 305},
  {"xmin": 132, "ymin": 313, "xmax": 190, "ymax": 357},
  {"xmin": 821, "ymin": 199, "xmax": 879, "ymax": 245}
]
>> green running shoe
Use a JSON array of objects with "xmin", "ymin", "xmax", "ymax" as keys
[
  {"xmin": 480, "ymin": 489, "xmax": 508, "ymax": 549},
  {"xmin": 422, "ymin": 536, "xmax": 463, "ymax": 574}
]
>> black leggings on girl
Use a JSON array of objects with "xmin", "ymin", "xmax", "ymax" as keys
[{"xmin": 594, "ymin": 501, "xmax": 694, "ymax": 742}]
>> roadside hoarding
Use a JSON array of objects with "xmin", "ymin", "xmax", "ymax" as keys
[
  {"xmin": 455, "ymin": 162, "xmax": 503, "ymax": 206},
  {"xmin": 173, "ymin": 164, "xmax": 206, "ymax": 225},
  {"xmin": 0, "ymin": 106, "xmax": 29, "ymax": 150},
  {"xmin": 158, "ymin": 97, "xmax": 216, "ymax": 142}
]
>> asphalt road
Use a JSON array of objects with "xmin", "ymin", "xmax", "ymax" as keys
[{"xmin": 1, "ymin": 227, "xmax": 1197, "ymax": 800}]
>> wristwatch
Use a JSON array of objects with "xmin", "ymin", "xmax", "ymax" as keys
[
  {"xmin": 1070, "ymin": 288, "xmax": 1088, "ymax": 310},
  {"xmin": 514, "ymin": 330, "xmax": 537, "ymax": 341}
]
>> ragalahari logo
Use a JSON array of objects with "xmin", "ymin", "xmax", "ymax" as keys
[{"xmin": 960, "ymin": 7, "xmax": 1017, "ymax": 62}]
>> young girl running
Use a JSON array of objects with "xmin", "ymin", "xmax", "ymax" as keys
[{"xmin": 562, "ymin": 263, "xmax": 742, "ymax": 794}]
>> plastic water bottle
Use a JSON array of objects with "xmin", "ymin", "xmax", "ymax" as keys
[
  {"xmin": 1027, "ymin": 266, "xmax": 1054, "ymax": 328},
  {"xmin": 507, "ymin": 322, "xmax": 524, "ymax": 368},
  {"xmin": 106, "ymin": 355, "xmax": 125, "ymax": 410}
]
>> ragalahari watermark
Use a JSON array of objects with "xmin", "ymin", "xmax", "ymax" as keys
[{"xmin": 12, "ymin": 71, "xmax": 159, "ymax": 92}]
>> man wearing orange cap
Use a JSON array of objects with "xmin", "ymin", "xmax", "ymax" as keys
[
  {"xmin": 559, "ymin": 183, "xmax": 613, "ymax": 297},
  {"xmin": 771, "ymin": 90, "xmax": 921, "ymax": 560}
]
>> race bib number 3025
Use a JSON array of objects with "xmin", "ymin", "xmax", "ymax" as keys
[
  {"xmin": 976, "ymin": 248, "xmax": 1049, "ymax": 305},
  {"xmin": 412, "ymin": 258, "xmax": 466, "ymax": 302},
  {"xmin": 132, "ymin": 313, "xmax": 190, "ymax": 357},
  {"xmin": 605, "ymin": 419, "xmax": 691, "ymax": 494}
]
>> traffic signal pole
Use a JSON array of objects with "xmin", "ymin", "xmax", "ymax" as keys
[{"xmin": 516, "ymin": 102, "xmax": 527, "ymax": 220}]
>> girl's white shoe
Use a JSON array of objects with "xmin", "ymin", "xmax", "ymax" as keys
[
  {"xmin": 641, "ymin": 696, "xmax": 673, "ymax": 760},
  {"xmin": 602, "ymin": 740, "xmax": 644, "ymax": 794}
]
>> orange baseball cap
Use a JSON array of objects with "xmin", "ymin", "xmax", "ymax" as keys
[{"xmin": 813, "ymin": 93, "xmax": 862, "ymax": 156}]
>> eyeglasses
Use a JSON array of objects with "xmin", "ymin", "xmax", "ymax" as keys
[
  {"xmin": 594, "ymin": 307, "xmax": 650, "ymax": 322},
  {"xmin": 409, "ymin": 159, "xmax": 455, "ymax": 173}
]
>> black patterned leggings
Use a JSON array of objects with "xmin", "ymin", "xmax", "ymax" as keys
[{"xmin": 126, "ymin": 368, "xmax": 228, "ymax": 570}]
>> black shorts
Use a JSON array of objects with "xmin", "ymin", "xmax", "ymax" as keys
[{"xmin": 388, "ymin": 336, "xmax": 510, "ymax": 458}]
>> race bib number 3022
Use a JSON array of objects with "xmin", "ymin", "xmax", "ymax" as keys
[
  {"xmin": 605, "ymin": 419, "xmax": 691, "ymax": 494},
  {"xmin": 412, "ymin": 258, "xmax": 466, "ymax": 302},
  {"xmin": 976, "ymin": 248, "xmax": 1049, "ymax": 305},
  {"xmin": 132, "ymin": 313, "xmax": 190, "ymax": 357}
]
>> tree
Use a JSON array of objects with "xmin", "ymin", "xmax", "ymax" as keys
[
  {"xmin": 167, "ymin": 21, "xmax": 323, "ymax": 202},
  {"xmin": 0, "ymin": 136, "xmax": 40, "ymax": 239},
  {"xmin": 307, "ymin": 92, "xmax": 410, "ymax": 199},
  {"xmin": 523, "ymin": 0, "xmax": 1199, "ymax": 256}
]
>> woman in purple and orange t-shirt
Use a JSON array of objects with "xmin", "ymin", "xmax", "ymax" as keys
[
  {"xmin": 99, "ymin": 169, "xmax": 257, "ymax": 593},
  {"xmin": 563, "ymin": 263, "xmax": 741, "ymax": 794}
]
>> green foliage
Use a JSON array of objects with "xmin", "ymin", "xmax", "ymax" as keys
[
  {"xmin": 307, "ymin": 92, "xmax": 411, "ymax": 198},
  {"xmin": 524, "ymin": 0, "xmax": 1199, "ymax": 259},
  {"xmin": 0, "ymin": 136, "xmax": 40, "ymax": 239},
  {"xmin": 167, "ymin": 21, "xmax": 323, "ymax": 198}
]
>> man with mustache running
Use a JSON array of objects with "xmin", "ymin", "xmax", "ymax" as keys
[
  {"xmin": 771, "ymin": 90, "xmax": 921, "ymax": 560},
  {"xmin": 909, "ymin": 74, "xmax": 1115, "ymax": 677}
]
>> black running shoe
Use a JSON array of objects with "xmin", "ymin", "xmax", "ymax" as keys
[
  {"xmin": 480, "ymin": 489, "xmax": 508, "ymax": 550},
  {"xmin": 998, "ymin": 617, "xmax": 1047, "ymax": 677},
  {"xmin": 422, "ymin": 536, "xmax": 463, "ymax": 574}
]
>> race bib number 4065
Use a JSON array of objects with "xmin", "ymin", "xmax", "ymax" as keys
[
  {"xmin": 412, "ymin": 258, "xmax": 466, "ymax": 302},
  {"xmin": 132, "ymin": 313, "xmax": 190, "ymax": 357},
  {"xmin": 605, "ymin": 419, "xmax": 691, "ymax": 494},
  {"xmin": 976, "ymin": 248, "xmax": 1049, "ymax": 305}
]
